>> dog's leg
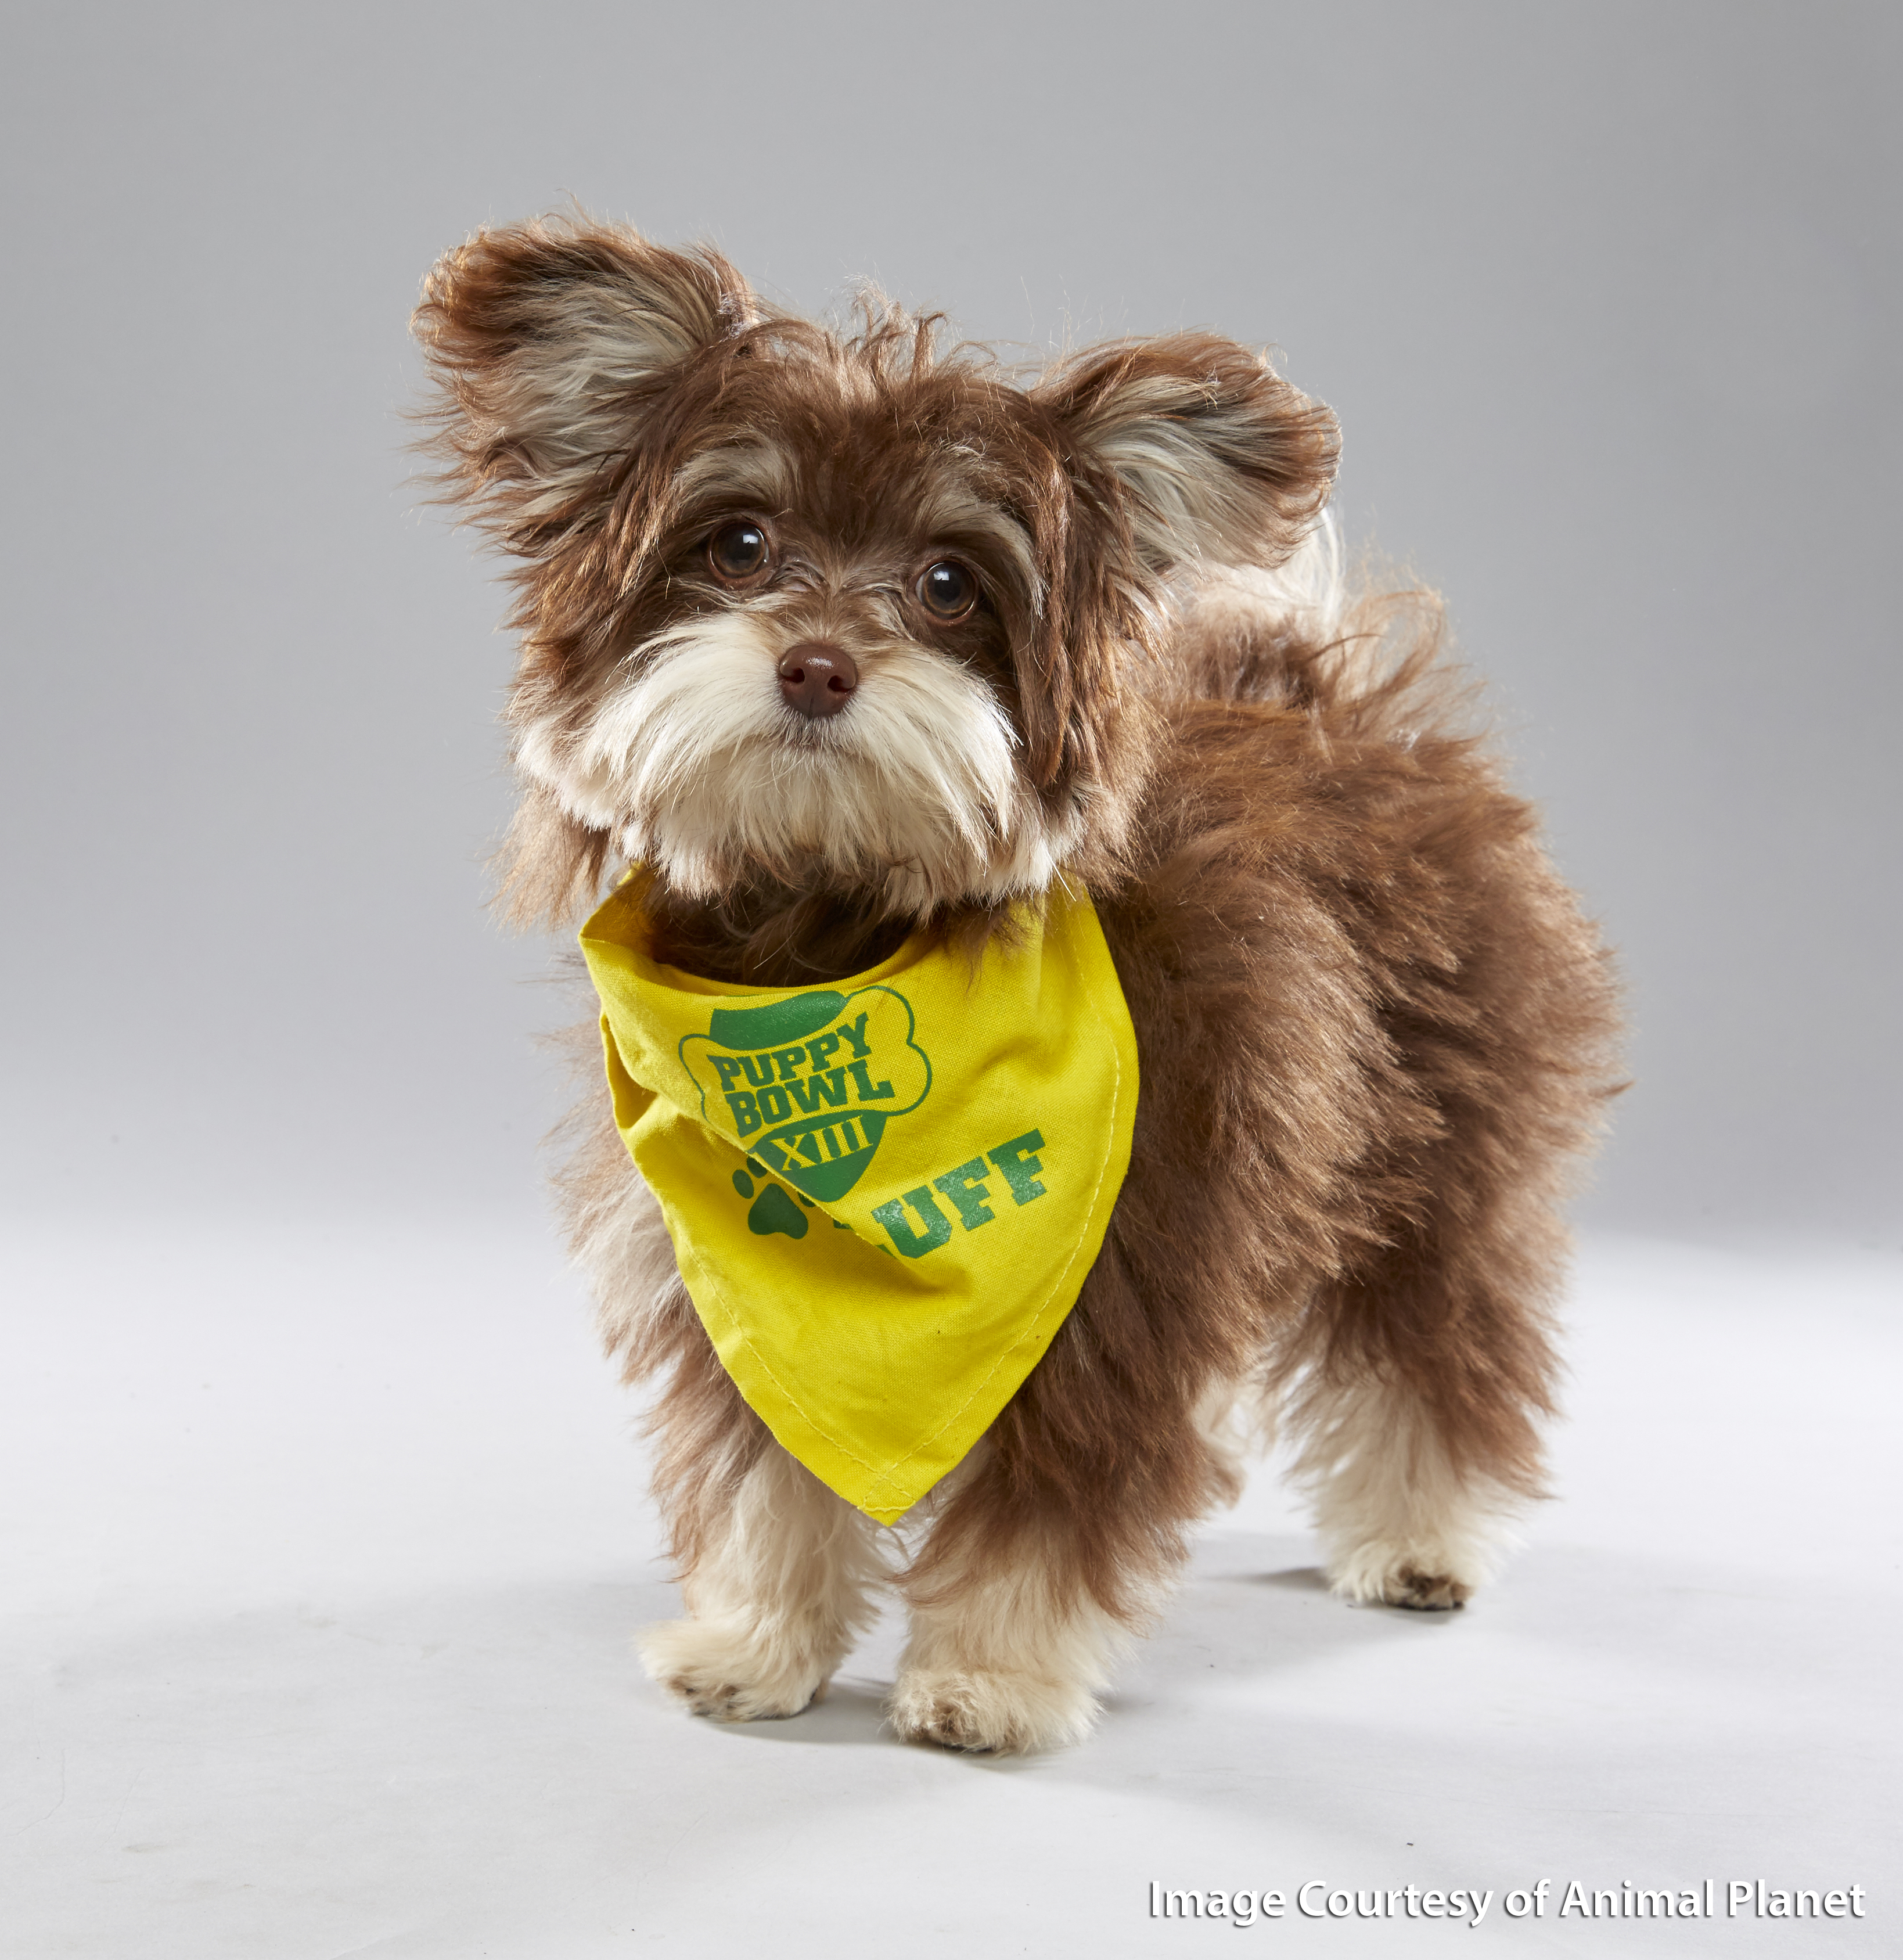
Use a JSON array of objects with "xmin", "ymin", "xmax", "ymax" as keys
[
  {"xmin": 562, "ymin": 1128, "xmax": 884, "ymax": 1721},
  {"xmin": 1280, "ymin": 1364, "xmax": 1526, "ymax": 1609},
  {"xmin": 887, "ymin": 1525, "xmax": 1131, "ymax": 1754},
  {"xmin": 1260, "ymin": 810, "xmax": 1611, "ymax": 1611},
  {"xmin": 1272, "ymin": 1238, "xmax": 1563, "ymax": 1610},
  {"xmin": 886, "ymin": 1392, "xmax": 1228, "ymax": 1754},
  {"xmin": 640, "ymin": 1427, "xmax": 886, "ymax": 1721}
]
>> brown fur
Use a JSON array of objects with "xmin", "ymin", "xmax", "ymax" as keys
[{"xmin": 415, "ymin": 213, "xmax": 1621, "ymax": 1748}]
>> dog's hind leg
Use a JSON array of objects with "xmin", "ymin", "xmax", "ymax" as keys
[
  {"xmin": 1278, "ymin": 1356, "xmax": 1531, "ymax": 1610},
  {"xmin": 1263, "ymin": 810, "xmax": 1618, "ymax": 1611},
  {"xmin": 1270, "ymin": 1212, "xmax": 1568, "ymax": 1610}
]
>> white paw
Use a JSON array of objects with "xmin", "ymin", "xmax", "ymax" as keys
[
  {"xmin": 1326, "ymin": 1536, "xmax": 1492, "ymax": 1611},
  {"xmin": 886, "ymin": 1666, "xmax": 1100, "ymax": 1754},
  {"xmin": 638, "ymin": 1618, "xmax": 831, "ymax": 1721}
]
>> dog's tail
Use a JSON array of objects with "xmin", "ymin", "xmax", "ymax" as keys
[{"xmin": 1165, "ymin": 514, "xmax": 1468, "ymax": 731}]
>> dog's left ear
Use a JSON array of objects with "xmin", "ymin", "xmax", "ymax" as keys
[
  {"xmin": 412, "ymin": 215, "xmax": 757, "ymax": 556},
  {"xmin": 1035, "ymin": 332, "xmax": 1340, "ymax": 575}
]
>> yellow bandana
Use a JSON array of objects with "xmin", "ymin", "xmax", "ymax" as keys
[{"xmin": 579, "ymin": 876, "xmax": 1140, "ymax": 1524}]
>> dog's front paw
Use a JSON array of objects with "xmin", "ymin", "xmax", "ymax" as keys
[
  {"xmin": 638, "ymin": 1618, "xmax": 830, "ymax": 1721},
  {"xmin": 887, "ymin": 1667, "xmax": 1099, "ymax": 1754}
]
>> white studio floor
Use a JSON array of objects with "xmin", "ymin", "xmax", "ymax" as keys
[{"xmin": 3, "ymin": 1221, "xmax": 1897, "ymax": 1958}]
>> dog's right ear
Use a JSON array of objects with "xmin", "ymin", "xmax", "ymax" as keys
[{"xmin": 412, "ymin": 216, "xmax": 756, "ymax": 555}]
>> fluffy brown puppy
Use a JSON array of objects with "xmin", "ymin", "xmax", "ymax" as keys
[{"xmin": 413, "ymin": 215, "xmax": 1621, "ymax": 1754}]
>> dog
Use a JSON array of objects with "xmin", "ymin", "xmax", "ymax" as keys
[{"xmin": 412, "ymin": 214, "xmax": 1620, "ymax": 1754}]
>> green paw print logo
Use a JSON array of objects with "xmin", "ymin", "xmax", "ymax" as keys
[
  {"xmin": 729, "ymin": 1159, "xmax": 856, "ymax": 1242},
  {"xmin": 731, "ymin": 1159, "xmax": 812, "ymax": 1239}
]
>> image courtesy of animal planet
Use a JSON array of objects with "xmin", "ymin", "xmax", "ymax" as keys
[{"xmin": 412, "ymin": 214, "xmax": 1621, "ymax": 1754}]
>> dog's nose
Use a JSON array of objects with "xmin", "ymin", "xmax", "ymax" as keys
[{"xmin": 776, "ymin": 642, "xmax": 858, "ymax": 719}]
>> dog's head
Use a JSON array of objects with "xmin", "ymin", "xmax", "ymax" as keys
[{"xmin": 413, "ymin": 217, "xmax": 1338, "ymax": 923}]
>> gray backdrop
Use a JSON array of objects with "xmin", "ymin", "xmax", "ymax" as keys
[{"xmin": 4, "ymin": 0, "xmax": 1897, "ymax": 1244}]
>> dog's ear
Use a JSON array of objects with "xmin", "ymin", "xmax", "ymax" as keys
[
  {"xmin": 1003, "ymin": 336, "xmax": 1335, "ymax": 794},
  {"xmin": 412, "ymin": 215, "xmax": 756, "ymax": 554},
  {"xmin": 1035, "ymin": 332, "xmax": 1339, "ymax": 576}
]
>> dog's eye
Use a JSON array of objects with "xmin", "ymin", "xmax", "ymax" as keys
[
  {"xmin": 918, "ymin": 560, "xmax": 979, "ymax": 623},
  {"xmin": 707, "ymin": 520, "xmax": 771, "ymax": 584}
]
